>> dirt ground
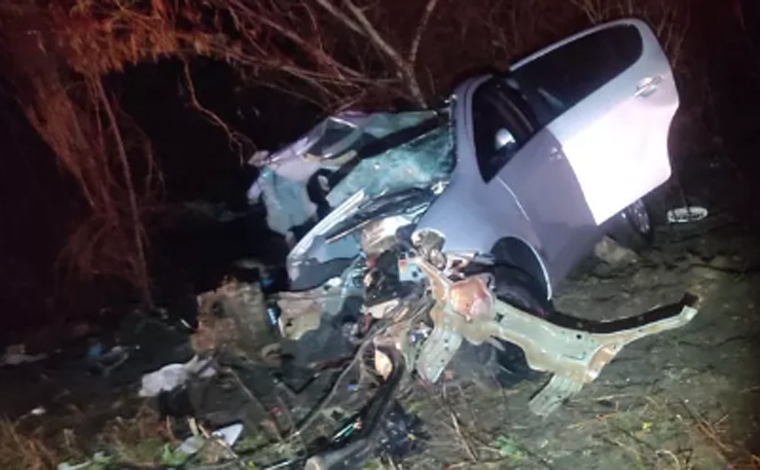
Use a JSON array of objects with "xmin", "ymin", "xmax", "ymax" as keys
[
  {"xmin": 400, "ymin": 214, "xmax": 760, "ymax": 470},
  {"xmin": 2, "ymin": 210, "xmax": 759, "ymax": 470}
]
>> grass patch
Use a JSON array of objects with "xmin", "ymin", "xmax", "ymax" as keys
[{"xmin": 0, "ymin": 418, "xmax": 60, "ymax": 470}]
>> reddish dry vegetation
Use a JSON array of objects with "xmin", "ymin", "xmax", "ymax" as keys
[{"xmin": 0, "ymin": 0, "xmax": 694, "ymax": 302}]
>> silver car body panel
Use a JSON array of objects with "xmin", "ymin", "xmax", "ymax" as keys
[
  {"xmin": 538, "ymin": 19, "xmax": 679, "ymax": 224},
  {"xmin": 414, "ymin": 19, "xmax": 679, "ymax": 295},
  {"xmin": 285, "ymin": 124, "xmax": 454, "ymax": 284}
]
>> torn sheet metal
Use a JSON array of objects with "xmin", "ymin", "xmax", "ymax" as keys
[
  {"xmin": 286, "ymin": 190, "xmax": 366, "ymax": 284},
  {"xmin": 255, "ymin": 170, "xmax": 319, "ymax": 237},
  {"xmin": 285, "ymin": 142, "xmax": 452, "ymax": 287},
  {"xmin": 248, "ymin": 110, "xmax": 447, "ymax": 238},
  {"xmin": 406, "ymin": 256, "xmax": 699, "ymax": 415},
  {"xmin": 278, "ymin": 262, "xmax": 364, "ymax": 339}
]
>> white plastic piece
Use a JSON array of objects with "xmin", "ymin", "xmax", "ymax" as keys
[
  {"xmin": 0, "ymin": 344, "xmax": 46, "ymax": 367},
  {"xmin": 212, "ymin": 423, "xmax": 244, "ymax": 447},
  {"xmin": 138, "ymin": 356, "xmax": 216, "ymax": 397},
  {"xmin": 177, "ymin": 436, "xmax": 205, "ymax": 456},
  {"xmin": 177, "ymin": 423, "xmax": 244, "ymax": 456}
]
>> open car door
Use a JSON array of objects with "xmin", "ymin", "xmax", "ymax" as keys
[{"xmin": 509, "ymin": 19, "xmax": 679, "ymax": 225}]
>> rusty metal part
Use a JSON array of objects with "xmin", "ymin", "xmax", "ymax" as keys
[
  {"xmin": 276, "ymin": 281, "xmax": 346, "ymax": 340},
  {"xmin": 407, "ymin": 256, "xmax": 699, "ymax": 415},
  {"xmin": 416, "ymin": 311, "xmax": 462, "ymax": 382},
  {"xmin": 448, "ymin": 275, "xmax": 493, "ymax": 319},
  {"xmin": 277, "ymin": 264, "xmax": 363, "ymax": 339}
]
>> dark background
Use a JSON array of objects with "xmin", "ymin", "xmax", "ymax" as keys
[{"xmin": 1, "ymin": 0, "xmax": 760, "ymax": 340}]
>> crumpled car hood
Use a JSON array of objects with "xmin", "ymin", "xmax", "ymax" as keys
[{"xmin": 249, "ymin": 110, "xmax": 455, "ymax": 288}]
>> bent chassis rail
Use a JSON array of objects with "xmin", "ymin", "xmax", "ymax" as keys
[{"xmin": 406, "ymin": 257, "xmax": 699, "ymax": 415}]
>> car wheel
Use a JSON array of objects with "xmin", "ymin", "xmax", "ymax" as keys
[
  {"xmin": 448, "ymin": 339, "xmax": 540, "ymax": 389},
  {"xmin": 450, "ymin": 265, "xmax": 549, "ymax": 390},
  {"xmin": 491, "ymin": 265, "xmax": 552, "ymax": 317}
]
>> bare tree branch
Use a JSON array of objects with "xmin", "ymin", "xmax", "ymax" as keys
[
  {"xmin": 182, "ymin": 61, "xmax": 253, "ymax": 160},
  {"xmin": 409, "ymin": 0, "xmax": 439, "ymax": 66},
  {"xmin": 92, "ymin": 77, "xmax": 152, "ymax": 304},
  {"xmin": 341, "ymin": 0, "xmax": 427, "ymax": 106},
  {"xmin": 313, "ymin": 0, "xmax": 366, "ymax": 36}
]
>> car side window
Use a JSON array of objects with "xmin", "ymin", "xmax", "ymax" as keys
[
  {"xmin": 472, "ymin": 78, "xmax": 537, "ymax": 182},
  {"xmin": 510, "ymin": 24, "xmax": 644, "ymax": 126}
]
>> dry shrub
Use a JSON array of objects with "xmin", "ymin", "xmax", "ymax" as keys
[
  {"xmin": 46, "ymin": 0, "xmax": 433, "ymax": 109},
  {"xmin": 0, "ymin": 408, "xmax": 169, "ymax": 469},
  {"xmin": 32, "ymin": 0, "xmax": 696, "ymax": 110},
  {"xmin": 0, "ymin": 0, "xmax": 695, "ymax": 304},
  {"xmin": 0, "ymin": 419, "xmax": 59, "ymax": 470},
  {"xmin": 101, "ymin": 406, "xmax": 172, "ymax": 466},
  {"xmin": 0, "ymin": 3, "xmax": 159, "ymax": 302}
]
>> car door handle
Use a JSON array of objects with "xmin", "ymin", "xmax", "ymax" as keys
[{"xmin": 634, "ymin": 76, "xmax": 663, "ymax": 98}]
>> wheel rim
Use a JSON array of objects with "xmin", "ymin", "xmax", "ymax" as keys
[{"xmin": 624, "ymin": 199, "xmax": 651, "ymax": 235}]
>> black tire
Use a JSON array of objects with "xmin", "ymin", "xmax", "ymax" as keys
[
  {"xmin": 491, "ymin": 265, "xmax": 552, "ymax": 317},
  {"xmin": 448, "ymin": 339, "xmax": 540, "ymax": 388},
  {"xmin": 449, "ymin": 264, "xmax": 550, "ymax": 389}
]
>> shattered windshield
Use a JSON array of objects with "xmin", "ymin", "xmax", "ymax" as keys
[
  {"xmin": 325, "ymin": 124, "xmax": 454, "ymax": 208},
  {"xmin": 255, "ymin": 111, "xmax": 454, "ymax": 239}
]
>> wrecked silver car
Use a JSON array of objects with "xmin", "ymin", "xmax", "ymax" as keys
[
  {"xmin": 250, "ymin": 19, "xmax": 679, "ymax": 302},
  {"xmin": 233, "ymin": 18, "xmax": 698, "ymax": 468}
]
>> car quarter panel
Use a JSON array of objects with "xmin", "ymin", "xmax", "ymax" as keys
[{"xmin": 495, "ymin": 129, "xmax": 599, "ymax": 288}]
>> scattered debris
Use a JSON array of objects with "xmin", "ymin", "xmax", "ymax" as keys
[
  {"xmin": 0, "ymin": 344, "xmax": 46, "ymax": 367},
  {"xmin": 176, "ymin": 423, "xmax": 243, "ymax": 458},
  {"xmin": 138, "ymin": 355, "xmax": 216, "ymax": 397},
  {"xmin": 192, "ymin": 280, "xmax": 273, "ymax": 359},
  {"xmin": 86, "ymin": 343, "xmax": 132, "ymax": 376},
  {"xmin": 375, "ymin": 403, "xmax": 424, "ymax": 462},
  {"xmin": 56, "ymin": 452, "xmax": 112, "ymax": 470}
]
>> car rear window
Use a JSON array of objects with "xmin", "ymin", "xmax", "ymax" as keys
[{"xmin": 510, "ymin": 24, "xmax": 643, "ymax": 126}]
